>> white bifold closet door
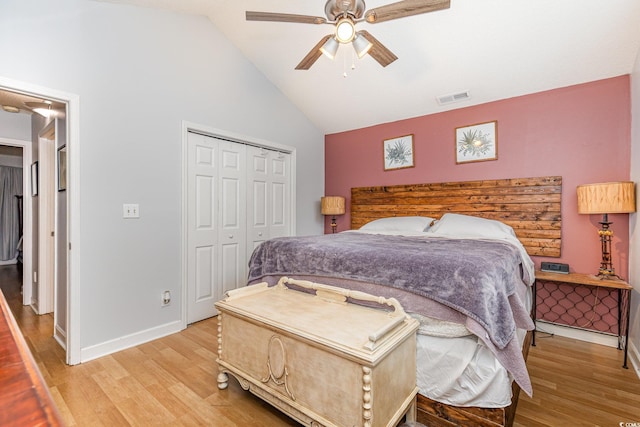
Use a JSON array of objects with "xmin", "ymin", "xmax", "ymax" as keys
[
  {"xmin": 187, "ymin": 132, "xmax": 291, "ymax": 324},
  {"xmin": 246, "ymin": 145, "xmax": 291, "ymax": 260}
]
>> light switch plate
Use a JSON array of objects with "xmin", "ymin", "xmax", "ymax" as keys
[{"xmin": 123, "ymin": 203, "xmax": 139, "ymax": 218}]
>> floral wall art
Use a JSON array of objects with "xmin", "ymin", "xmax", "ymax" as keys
[
  {"xmin": 455, "ymin": 121, "xmax": 497, "ymax": 164},
  {"xmin": 383, "ymin": 134, "xmax": 414, "ymax": 170}
]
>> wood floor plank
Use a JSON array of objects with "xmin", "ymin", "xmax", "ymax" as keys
[
  {"xmin": 516, "ymin": 334, "xmax": 640, "ymax": 426},
  {"xmin": 2, "ymin": 264, "xmax": 640, "ymax": 426}
]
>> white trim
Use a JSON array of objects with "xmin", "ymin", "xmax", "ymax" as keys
[
  {"xmin": 535, "ymin": 320, "xmax": 619, "ymax": 348},
  {"xmin": 0, "ymin": 136, "xmax": 32, "ymax": 306},
  {"xmin": 180, "ymin": 121, "xmax": 297, "ymax": 329},
  {"xmin": 67, "ymin": 91, "xmax": 80, "ymax": 365},
  {"xmin": 37, "ymin": 121, "xmax": 56, "ymax": 315},
  {"xmin": 183, "ymin": 121, "xmax": 297, "ymax": 155},
  {"xmin": 80, "ymin": 320, "xmax": 183, "ymax": 363},
  {"xmin": 627, "ymin": 339, "xmax": 640, "ymax": 379},
  {"xmin": 54, "ymin": 324, "xmax": 67, "ymax": 351},
  {"xmin": 0, "ymin": 75, "xmax": 81, "ymax": 365}
]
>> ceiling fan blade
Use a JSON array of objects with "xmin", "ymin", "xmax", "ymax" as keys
[
  {"xmin": 359, "ymin": 30, "xmax": 398, "ymax": 67},
  {"xmin": 364, "ymin": 0, "xmax": 450, "ymax": 24},
  {"xmin": 246, "ymin": 11, "xmax": 326, "ymax": 24},
  {"xmin": 295, "ymin": 35, "xmax": 333, "ymax": 70}
]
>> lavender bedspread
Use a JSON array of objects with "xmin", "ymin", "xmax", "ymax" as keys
[
  {"xmin": 249, "ymin": 232, "xmax": 530, "ymax": 348},
  {"xmin": 248, "ymin": 232, "xmax": 535, "ymax": 395}
]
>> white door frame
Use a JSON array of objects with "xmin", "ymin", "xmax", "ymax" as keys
[
  {"xmin": 181, "ymin": 121, "xmax": 297, "ymax": 329},
  {"xmin": 0, "ymin": 136, "xmax": 32, "ymax": 305},
  {"xmin": 36, "ymin": 122, "xmax": 56, "ymax": 315},
  {"xmin": 0, "ymin": 76, "xmax": 81, "ymax": 365}
]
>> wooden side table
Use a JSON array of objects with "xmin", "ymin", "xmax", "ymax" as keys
[{"xmin": 533, "ymin": 270, "xmax": 633, "ymax": 368}]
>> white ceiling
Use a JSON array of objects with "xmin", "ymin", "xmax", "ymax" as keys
[{"xmin": 97, "ymin": 1, "xmax": 640, "ymax": 133}]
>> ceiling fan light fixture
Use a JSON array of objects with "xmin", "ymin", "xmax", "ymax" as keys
[
  {"xmin": 2, "ymin": 105, "xmax": 20, "ymax": 113},
  {"xmin": 24, "ymin": 100, "xmax": 55, "ymax": 118},
  {"xmin": 352, "ymin": 33, "xmax": 372, "ymax": 58},
  {"xmin": 246, "ymin": 0, "xmax": 451, "ymax": 70},
  {"xmin": 335, "ymin": 18, "xmax": 355, "ymax": 43},
  {"xmin": 320, "ymin": 36, "xmax": 339, "ymax": 59}
]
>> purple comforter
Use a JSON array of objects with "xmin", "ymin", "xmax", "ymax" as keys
[
  {"xmin": 249, "ymin": 232, "xmax": 530, "ymax": 348},
  {"xmin": 248, "ymin": 231, "xmax": 535, "ymax": 395}
]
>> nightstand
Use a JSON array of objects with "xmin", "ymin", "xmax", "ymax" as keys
[{"xmin": 533, "ymin": 270, "xmax": 633, "ymax": 368}]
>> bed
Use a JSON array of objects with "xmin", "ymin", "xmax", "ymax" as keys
[{"xmin": 248, "ymin": 176, "xmax": 562, "ymax": 427}]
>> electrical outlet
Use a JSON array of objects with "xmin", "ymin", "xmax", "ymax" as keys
[
  {"xmin": 123, "ymin": 203, "xmax": 140, "ymax": 219},
  {"xmin": 162, "ymin": 290, "xmax": 171, "ymax": 307}
]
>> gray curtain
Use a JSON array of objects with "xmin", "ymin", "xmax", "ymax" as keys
[{"xmin": 0, "ymin": 166, "xmax": 23, "ymax": 261}]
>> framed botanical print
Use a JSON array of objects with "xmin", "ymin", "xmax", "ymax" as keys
[
  {"xmin": 455, "ymin": 121, "xmax": 498, "ymax": 164},
  {"xmin": 383, "ymin": 134, "xmax": 414, "ymax": 171}
]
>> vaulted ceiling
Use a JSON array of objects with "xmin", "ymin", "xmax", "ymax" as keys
[{"xmin": 54, "ymin": 1, "xmax": 640, "ymax": 133}]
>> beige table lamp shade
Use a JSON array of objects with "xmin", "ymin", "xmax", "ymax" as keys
[
  {"xmin": 577, "ymin": 181, "xmax": 635, "ymax": 214},
  {"xmin": 321, "ymin": 196, "xmax": 345, "ymax": 215}
]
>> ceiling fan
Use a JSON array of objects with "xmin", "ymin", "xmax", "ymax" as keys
[{"xmin": 246, "ymin": 0, "xmax": 451, "ymax": 70}]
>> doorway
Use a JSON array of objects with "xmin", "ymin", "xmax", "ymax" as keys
[
  {"xmin": 0, "ymin": 139, "xmax": 31, "ymax": 303},
  {"xmin": 0, "ymin": 76, "xmax": 80, "ymax": 364}
]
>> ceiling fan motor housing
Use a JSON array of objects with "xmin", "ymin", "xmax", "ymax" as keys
[{"xmin": 325, "ymin": 0, "xmax": 365, "ymax": 20}]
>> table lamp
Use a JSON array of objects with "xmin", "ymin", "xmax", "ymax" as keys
[
  {"xmin": 321, "ymin": 196, "xmax": 345, "ymax": 233},
  {"xmin": 576, "ymin": 181, "xmax": 636, "ymax": 279}
]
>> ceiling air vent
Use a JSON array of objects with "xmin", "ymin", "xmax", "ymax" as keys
[{"xmin": 436, "ymin": 90, "xmax": 471, "ymax": 105}]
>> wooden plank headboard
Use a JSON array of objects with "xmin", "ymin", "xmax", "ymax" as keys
[{"xmin": 351, "ymin": 176, "xmax": 562, "ymax": 257}]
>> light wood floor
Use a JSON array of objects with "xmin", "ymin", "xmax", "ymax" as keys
[{"xmin": 2, "ymin": 265, "xmax": 640, "ymax": 426}]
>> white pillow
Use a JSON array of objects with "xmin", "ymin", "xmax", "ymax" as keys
[
  {"xmin": 428, "ymin": 213, "xmax": 516, "ymax": 239},
  {"xmin": 359, "ymin": 216, "xmax": 435, "ymax": 233},
  {"xmin": 428, "ymin": 213, "xmax": 535, "ymax": 285}
]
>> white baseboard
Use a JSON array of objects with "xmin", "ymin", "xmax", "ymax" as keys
[
  {"xmin": 535, "ymin": 320, "xmax": 619, "ymax": 348},
  {"xmin": 0, "ymin": 259, "xmax": 17, "ymax": 265},
  {"xmin": 54, "ymin": 325, "xmax": 67, "ymax": 351},
  {"xmin": 627, "ymin": 340, "xmax": 640, "ymax": 379},
  {"xmin": 80, "ymin": 320, "xmax": 184, "ymax": 363}
]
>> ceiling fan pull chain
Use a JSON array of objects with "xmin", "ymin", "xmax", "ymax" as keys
[{"xmin": 343, "ymin": 47, "xmax": 348, "ymax": 78}]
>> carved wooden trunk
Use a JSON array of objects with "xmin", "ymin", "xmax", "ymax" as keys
[{"xmin": 215, "ymin": 277, "xmax": 419, "ymax": 427}]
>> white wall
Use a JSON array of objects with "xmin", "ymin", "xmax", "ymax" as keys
[
  {"xmin": 0, "ymin": 110, "xmax": 31, "ymax": 141},
  {"xmin": 630, "ymin": 44, "xmax": 640, "ymax": 374},
  {"xmin": 0, "ymin": 0, "xmax": 324, "ymax": 354}
]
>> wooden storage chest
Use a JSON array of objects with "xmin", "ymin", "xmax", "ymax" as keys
[{"xmin": 215, "ymin": 277, "xmax": 419, "ymax": 427}]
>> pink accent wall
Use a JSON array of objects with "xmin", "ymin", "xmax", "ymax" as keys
[{"xmin": 325, "ymin": 76, "xmax": 632, "ymax": 278}]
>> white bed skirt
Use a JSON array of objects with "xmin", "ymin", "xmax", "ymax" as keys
[
  {"xmin": 416, "ymin": 327, "xmax": 527, "ymax": 408},
  {"xmin": 416, "ymin": 288, "xmax": 532, "ymax": 408}
]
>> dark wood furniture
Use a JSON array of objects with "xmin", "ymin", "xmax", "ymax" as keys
[
  {"xmin": 533, "ymin": 270, "xmax": 633, "ymax": 368},
  {"xmin": 0, "ymin": 290, "xmax": 63, "ymax": 426},
  {"xmin": 350, "ymin": 175, "xmax": 562, "ymax": 427}
]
